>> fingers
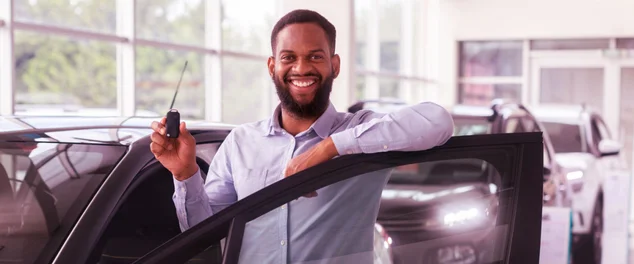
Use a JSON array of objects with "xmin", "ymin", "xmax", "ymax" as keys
[
  {"xmin": 150, "ymin": 142, "xmax": 167, "ymax": 157},
  {"xmin": 303, "ymin": 191, "xmax": 318, "ymax": 198},
  {"xmin": 150, "ymin": 132, "xmax": 173, "ymax": 151},
  {"xmin": 151, "ymin": 120, "xmax": 166, "ymax": 135}
]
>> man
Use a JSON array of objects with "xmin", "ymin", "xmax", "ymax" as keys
[{"xmin": 150, "ymin": 9, "xmax": 454, "ymax": 264}]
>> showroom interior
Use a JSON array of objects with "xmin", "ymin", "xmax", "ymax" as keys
[{"xmin": 1, "ymin": 0, "xmax": 633, "ymax": 263}]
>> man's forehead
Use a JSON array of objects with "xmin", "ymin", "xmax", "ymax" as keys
[{"xmin": 276, "ymin": 23, "xmax": 330, "ymax": 53}]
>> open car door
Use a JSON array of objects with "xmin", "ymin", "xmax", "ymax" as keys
[{"xmin": 132, "ymin": 132, "xmax": 544, "ymax": 264}]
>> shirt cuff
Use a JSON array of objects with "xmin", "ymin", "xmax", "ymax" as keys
[
  {"xmin": 173, "ymin": 168, "xmax": 204, "ymax": 200},
  {"xmin": 330, "ymin": 128, "xmax": 363, "ymax": 155}
]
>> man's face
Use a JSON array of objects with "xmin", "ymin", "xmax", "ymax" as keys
[{"xmin": 268, "ymin": 23, "xmax": 340, "ymax": 119}]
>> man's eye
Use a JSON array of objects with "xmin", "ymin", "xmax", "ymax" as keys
[
  {"xmin": 312, "ymin": 55, "xmax": 324, "ymax": 60},
  {"xmin": 281, "ymin": 55, "xmax": 294, "ymax": 61}
]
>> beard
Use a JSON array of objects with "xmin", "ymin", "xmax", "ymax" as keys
[{"xmin": 273, "ymin": 71, "xmax": 333, "ymax": 120}]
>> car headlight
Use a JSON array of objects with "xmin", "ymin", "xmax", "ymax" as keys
[
  {"xmin": 566, "ymin": 170, "xmax": 583, "ymax": 180},
  {"xmin": 443, "ymin": 207, "xmax": 481, "ymax": 227}
]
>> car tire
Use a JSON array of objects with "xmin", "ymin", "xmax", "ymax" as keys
[{"xmin": 573, "ymin": 196, "xmax": 603, "ymax": 264}]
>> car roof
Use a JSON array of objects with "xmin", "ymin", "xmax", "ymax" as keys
[
  {"xmin": 0, "ymin": 115, "xmax": 236, "ymax": 145},
  {"xmin": 527, "ymin": 104, "xmax": 595, "ymax": 124}
]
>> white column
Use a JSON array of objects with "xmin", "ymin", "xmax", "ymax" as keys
[
  {"xmin": 205, "ymin": 0, "xmax": 223, "ymax": 122},
  {"xmin": 365, "ymin": 0, "xmax": 380, "ymax": 100},
  {"xmin": 279, "ymin": 0, "xmax": 355, "ymax": 111},
  {"xmin": 116, "ymin": 0, "xmax": 136, "ymax": 116},
  {"xmin": 604, "ymin": 61, "xmax": 620, "ymax": 137},
  {"xmin": 436, "ymin": 0, "xmax": 456, "ymax": 106},
  {"xmin": 399, "ymin": 0, "xmax": 415, "ymax": 104},
  {"xmin": 0, "ymin": 0, "xmax": 14, "ymax": 115}
]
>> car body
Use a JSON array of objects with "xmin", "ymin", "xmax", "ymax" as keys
[
  {"xmin": 530, "ymin": 104, "xmax": 628, "ymax": 263},
  {"xmin": 349, "ymin": 99, "xmax": 571, "ymax": 264},
  {"xmin": 0, "ymin": 115, "xmax": 543, "ymax": 264}
]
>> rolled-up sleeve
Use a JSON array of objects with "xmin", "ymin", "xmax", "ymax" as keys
[{"xmin": 330, "ymin": 101, "xmax": 454, "ymax": 155}]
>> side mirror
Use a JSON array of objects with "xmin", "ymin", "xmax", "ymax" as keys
[{"xmin": 598, "ymin": 139, "xmax": 621, "ymax": 156}]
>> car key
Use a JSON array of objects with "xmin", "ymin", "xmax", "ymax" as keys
[{"xmin": 165, "ymin": 61, "xmax": 188, "ymax": 138}]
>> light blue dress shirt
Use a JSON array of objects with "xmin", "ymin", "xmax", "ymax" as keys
[{"xmin": 173, "ymin": 101, "xmax": 454, "ymax": 264}]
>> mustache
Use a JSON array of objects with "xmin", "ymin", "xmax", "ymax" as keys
[{"xmin": 284, "ymin": 73, "xmax": 321, "ymax": 80}]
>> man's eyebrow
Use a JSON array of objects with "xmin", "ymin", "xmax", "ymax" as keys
[
  {"xmin": 278, "ymin": 50, "xmax": 295, "ymax": 54},
  {"xmin": 309, "ymin": 49, "xmax": 326, "ymax": 53}
]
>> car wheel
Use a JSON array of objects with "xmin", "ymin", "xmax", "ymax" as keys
[{"xmin": 573, "ymin": 197, "xmax": 603, "ymax": 264}]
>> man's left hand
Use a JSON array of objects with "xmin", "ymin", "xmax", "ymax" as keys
[{"xmin": 284, "ymin": 136, "xmax": 339, "ymax": 198}]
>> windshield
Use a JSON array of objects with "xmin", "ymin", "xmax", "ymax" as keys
[
  {"xmin": 540, "ymin": 121, "xmax": 584, "ymax": 153},
  {"xmin": 453, "ymin": 117, "xmax": 492, "ymax": 136},
  {"xmin": 389, "ymin": 117, "xmax": 493, "ymax": 185},
  {"xmin": 0, "ymin": 140, "xmax": 127, "ymax": 264}
]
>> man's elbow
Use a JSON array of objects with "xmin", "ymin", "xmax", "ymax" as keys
[{"xmin": 414, "ymin": 102, "xmax": 454, "ymax": 146}]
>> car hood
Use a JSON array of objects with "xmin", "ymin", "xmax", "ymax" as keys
[
  {"xmin": 378, "ymin": 182, "xmax": 494, "ymax": 219},
  {"xmin": 554, "ymin": 152, "xmax": 595, "ymax": 171}
]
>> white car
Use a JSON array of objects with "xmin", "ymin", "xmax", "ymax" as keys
[{"xmin": 530, "ymin": 104, "xmax": 627, "ymax": 264}]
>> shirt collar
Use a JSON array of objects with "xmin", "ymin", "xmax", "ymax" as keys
[{"xmin": 263, "ymin": 102, "xmax": 338, "ymax": 139}]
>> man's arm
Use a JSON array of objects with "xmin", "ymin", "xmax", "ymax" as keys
[
  {"xmin": 172, "ymin": 132, "xmax": 237, "ymax": 231},
  {"xmin": 284, "ymin": 102, "xmax": 453, "ymax": 178},
  {"xmin": 331, "ymin": 101, "xmax": 454, "ymax": 154}
]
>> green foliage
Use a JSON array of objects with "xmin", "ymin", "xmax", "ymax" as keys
[{"xmin": 13, "ymin": 0, "xmax": 279, "ymax": 124}]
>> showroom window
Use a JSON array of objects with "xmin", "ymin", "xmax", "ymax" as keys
[
  {"xmin": 354, "ymin": 0, "xmax": 433, "ymax": 105},
  {"xmin": 0, "ymin": 0, "xmax": 279, "ymax": 124},
  {"xmin": 458, "ymin": 40, "xmax": 524, "ymax": 106}
]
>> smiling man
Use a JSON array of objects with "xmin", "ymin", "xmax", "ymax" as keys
[{"xmin": 150, "ymin": 9, "xmax": 454, "ymax": 264}]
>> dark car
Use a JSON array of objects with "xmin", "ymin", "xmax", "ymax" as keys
[
  {"xmin": 0, "ymin": 115, "xmax": 543, "ymax": 264},
  {"xmin": 349, "ymin": 99, "xmax": 570, "ymax": 264}
]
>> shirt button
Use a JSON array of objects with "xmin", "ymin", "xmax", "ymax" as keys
[
  {"xmin": 347, "ymin": 151, "xmax": 353, "ymax": 154},
  {"xmin": 281, "ymin": 204, "xmax": 286, "ymax": 209},
  {"xmin": 383, "ymin": 145, "xmax": 388, "ymax": 149},
  {"xmin": 281, "ymin": 240, "xmax": 286, "ymax": 246}
]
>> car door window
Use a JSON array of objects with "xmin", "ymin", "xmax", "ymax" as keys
[
  {"xmin": 594, "ymin": 117, "xmax": 612, "ymax": 140},
  {"xmin": 590, "ymin": 119, "xmax": 603, "ymax": 150},
  {"xmin": 87, "ymin": 143, "xmax": 223, "ymax": 264},
  {"xmin": 134, "ymin": 133, "xmax": 544, "ymax": 264},
  {"xmin": 0, "ymin": 140, "xmax": 126, "ymax": 264}
]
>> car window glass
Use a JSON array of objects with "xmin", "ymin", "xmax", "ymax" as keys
[
  {"xmin": 595, "ymin": 117, "xmax": 611, "ymax": 140},
  {"xmin": 541, "ymin": 122, "xmax": 584, "ymax": 153},
  {"xmin": 0, "ymin": 141, "xmax": 126, "ymax": 264},
  {"xmin": 543, "ymin": 143, "xmax": 551, "ymax": 168},
  {"xmin": 504, "ymin": 118, "xmax": 524, "ymax": 133},
  {"xmin": 590, "ymin": 119, "xmax": 603, "ymax": 148},
  {"xmin": 453, "ymin": 118, "xmax": 492, "ymax": 136},
  {"xmin": 87, "ymin": 142, "xmax": 223, "ymax": 264},
  {"xmin": 195, "ymin": 157, "xmax": 514, "ymax": 264}
]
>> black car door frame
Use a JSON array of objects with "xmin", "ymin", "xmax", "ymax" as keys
[
  {"xmin": 49, "ymin": 130, "xmax": 230, "ymax": 264},
  {"xmin": 131, "ymin": 132, "xmax": 545, "ymax": 264}
]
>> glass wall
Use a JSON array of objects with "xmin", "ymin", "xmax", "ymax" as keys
[{"xmin": 354, "ymin": 0, "xmax": 433, "ymax": 105}]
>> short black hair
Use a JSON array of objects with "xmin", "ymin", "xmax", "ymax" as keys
[{"xmin": 270, "ymin": 9, "xmax": 337, "ymax": 56}]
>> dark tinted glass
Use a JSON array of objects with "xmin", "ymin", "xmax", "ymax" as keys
[
  {"xmin": 541, "ymin": 122, "xmax": 584, "ymax": 153},
  {"xmin": 0, "ymin": 141, "xmax": 126, "ymax": 264}
]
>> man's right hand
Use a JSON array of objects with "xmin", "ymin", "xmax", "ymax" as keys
[{"xmin": 150, "ymin": 117, "xmax": 198, "ymax": 181}]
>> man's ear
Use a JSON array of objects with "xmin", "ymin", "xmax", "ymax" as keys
[
  {"xmin": 267, "ymin": 56, "xmax": 275, "ymax": 78},
  {"xmin": 331, "ymin": 54, "xmax": 341, "ymax": 78}
]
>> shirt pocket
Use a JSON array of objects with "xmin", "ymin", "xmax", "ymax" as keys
[{"xmin": 233, "ymin": 167, "xmax": 269, "ymax": 200}]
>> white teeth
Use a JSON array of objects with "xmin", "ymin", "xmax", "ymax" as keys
[{"xmin": 291, "ymin": 80, "xmax": 315, "ymax": 87}]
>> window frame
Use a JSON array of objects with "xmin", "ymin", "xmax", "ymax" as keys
[
  {"xmin": 49, "ymin": 130, "xmax": 231, "ymax": 264},
  {"xmin": 133, "ymin": 132, "xmax": 545, "ymax": 264}
]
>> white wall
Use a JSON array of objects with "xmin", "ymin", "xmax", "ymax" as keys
[
  {"xmin": 278, "ymin": 0, "xmax": 356, "ymax": 112},
  {"xmin": 437, "ymin": 0, "xmax": 634, "ymax": 105}
]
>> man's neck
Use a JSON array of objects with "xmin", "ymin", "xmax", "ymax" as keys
[{"xmin": 279, "ymin": 108, "xmax": 319, "ymax": 136}]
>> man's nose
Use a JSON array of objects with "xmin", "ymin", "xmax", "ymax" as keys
[{"xmin": 293, "ymin": 58, "xmax": 312, "ymax": 75}]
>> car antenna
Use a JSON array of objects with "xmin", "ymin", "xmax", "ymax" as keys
[{"xmin": 165, "ymin": 61, "xmax": 188, "ymax": 138}]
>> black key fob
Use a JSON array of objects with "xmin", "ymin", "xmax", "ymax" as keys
[{"xmin": 165, "ymin": 109, "xmax": 180, "ymax": 138}]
